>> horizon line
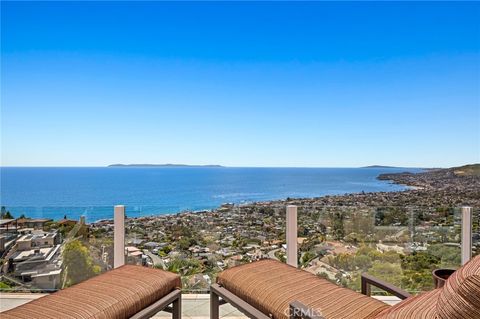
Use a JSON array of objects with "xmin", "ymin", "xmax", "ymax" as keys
[{"xmin": 0, "ymin": 165, "xmax": 438, "ymax": 169}]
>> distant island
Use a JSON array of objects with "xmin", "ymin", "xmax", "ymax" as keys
[
  {"xmin": 108, "ymin": 164, "xmax": 224, "ymax": 168},
  {"xmin": 361, "ymin": 165, "xmax": 401, "ymax": 169}
]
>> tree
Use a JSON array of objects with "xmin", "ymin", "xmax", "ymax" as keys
[
  {"xmin": 316, "ymin": 272, "xmax": 329, "ymax": 280},
  {"xmin": 401, "ymin": 269, "xmax": 434, "ymax": 291},
  {"xmin": 62, "ymin": 240, "xmax": 100, "ymax": 287},
  {"xmin": 428, "ymin": 244, "xmax": 461, "ymax": 268},
  {"xmin": 400, "ymin": 252, "xmax": 439, "ymax": 272},
  {"xmin": 0, "ymin": 281, "xmax": 11, "ymax": 289},
  {"xmin": 354, "ymin": 255, "xmax": 372, "ymax": 270},
  {"xmin": 0, "ymin": 207, "xmax": 13, "ymax": 219},
  {"xmin": 178, "ymin": 237, "xmax": 197, "ymax": 251},
  {"xmin": 367, "ymin": 261, "xmax": 403, "ymax": 288},
  {"xmin": 166, "ymin": 257, "xmax": 203, "ymax": 276},
  {"xmin": 331, "ymin": 212, "xmax": 345, "ymax": 240},
  {"xmin": 301, "ymin": 251, "xmax": 316, "ymax": 266}
]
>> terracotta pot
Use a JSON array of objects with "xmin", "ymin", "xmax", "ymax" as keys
[{"xmin": 432, "ymin": 268, "xmax": 456, "ymax": 288}]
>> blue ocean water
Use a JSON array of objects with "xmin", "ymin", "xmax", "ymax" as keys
[{"xmin": 0, "ymin": 167, "xmax": 419, "ymax": 222}]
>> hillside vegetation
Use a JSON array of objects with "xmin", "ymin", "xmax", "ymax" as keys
[{"xmin": 452, "ymin": 164, "xmax": 480, "ymax": 176}]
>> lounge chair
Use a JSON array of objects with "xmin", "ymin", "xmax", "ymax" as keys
[
  {"xmin": 211, "ymin": 255, "xmax": 480, "ymax": 319},
  {"xmin": 2, "ymin": 265, "xmax": 182, "ymax": 319}
]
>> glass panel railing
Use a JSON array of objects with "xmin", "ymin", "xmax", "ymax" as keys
[
  {"xmin": 473, "ymin": 207, "xmax": 480, "ymax": 258},
  {"xmin": 133, "ymin": 203, "xmax": 468, "ymax": 295},
  {"xmin": 122, "ymin": 206, "xmax": 217, "ymax": 292},
  {"xmin": 0, "ymin": 203, "xmax": 474, "ymax": 297},
  {"xmin": 124, "ymin": 206, "xmax": 183, "ymax": 268},
  {"xmin": 292, "ymin": 205, "xmax": 463, "ymax": 294}
]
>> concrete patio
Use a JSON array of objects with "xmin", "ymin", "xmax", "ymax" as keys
[
  {"xmin": 0, "ymin": 292, "xmax": 401, "ymax": 318},
  {"xmin": 0, "ymin": 293, "xmax": 247, "ymax": 319}
]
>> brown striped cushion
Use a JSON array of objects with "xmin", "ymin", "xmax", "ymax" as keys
[
  {"xmin": 436, "ymin": 255, "xmax": 480, "ymax": 319},
  {"xmin": 217, "ymin": 259, "xmax": 390, "ymax": 319},
  {"xmin": 374, "ymin": 289, "xmax": 440, "ymax": 319},
  {"xmin": 1, "ymin": 265, "xmax": 181, "ymax": 319}
]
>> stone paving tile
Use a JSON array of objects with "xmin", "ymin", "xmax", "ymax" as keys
[
  {"xmin": 0, "ymin": 293, "xmax": 46, "ymax": 312},
  {"xmin": 152, "ymin": 296, "xmax": 246, "ymax": 318}
]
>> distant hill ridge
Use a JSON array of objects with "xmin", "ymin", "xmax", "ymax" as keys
[
  {"xmin": 451, "ymin": 164, "xmax": 480, "ymax": 176},
  {"xmin": 421, "ymin": 164, "xmax": 480, "ymax": 176},
  {"xmin": 362, "ymin": 165, "xmax": 402, "ymax": 169},
  {"xmin": 363, "ymin": 164, "xmax": 480, "ymax": 175},
  {"xmin": 108, "ymin": 164, "xmax": 224, "ymax": 168},
  {"xmin": 377, "ymin": 163, "xmax": 480, "ymax": 190}
]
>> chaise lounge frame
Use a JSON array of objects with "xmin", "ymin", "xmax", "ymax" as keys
[
  {"xmin": 210, "ymin": 273, "xmax": 411, "ymax": 319},
  {"xmin": 1, "ymin": 265, "xmax": 182, "ymax": 319},
  {"xmin": 131, "ymin": 288, "xmax": 182, "ymax": 319}
]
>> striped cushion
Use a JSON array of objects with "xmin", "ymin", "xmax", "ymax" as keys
[
  {"xmin": 1, "ymin": 265, "xmax": 181, "ymax": 319},
  {"xmin": 217, "ymin": 259, "xmax": 390, "ymax": 319},
  {"xmin": 375, "ymin": 289, "xmax": 440, "ymax": 319},
  {"xmin": 436, "ymin": 255, "xmax": 480, "ymax": 319}
]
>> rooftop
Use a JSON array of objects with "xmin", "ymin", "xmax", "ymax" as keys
[
  {"xmin": 11, "ymin": 245, "xmax": 60, "ymax": 262},
  {"xmin": 0, "ymin": 219, "xmax": 15, "ymax": 226}
]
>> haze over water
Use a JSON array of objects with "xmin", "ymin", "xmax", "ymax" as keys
[{"xmin": 0, "ymin": 167, "xmax": 421, "ymax": 222}]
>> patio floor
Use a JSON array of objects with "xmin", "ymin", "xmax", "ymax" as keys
[{"xmin": 0, "ymin": 293, "xmax": 401, "ymax": 318}]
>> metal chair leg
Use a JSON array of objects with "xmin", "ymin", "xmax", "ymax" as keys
[
  {"xmin": 172, "ymin": 294, "xmax": 181, "ymax": 319},
  {"xmin": 210, "ymin": 289, "xmax": 220, "ymax": 319}
]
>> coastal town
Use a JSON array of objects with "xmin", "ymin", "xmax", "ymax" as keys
[{"xmin": 1, "ymin": 164, "xmax": 479, "ymax": 293}]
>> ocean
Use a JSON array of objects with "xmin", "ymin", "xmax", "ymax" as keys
[{"xmin": 0, "ymin": 167, "xmax": 420, "ymax": 222}]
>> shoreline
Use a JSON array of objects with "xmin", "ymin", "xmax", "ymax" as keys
[
  {"xmin": 95, "ymin": 182, "xmax": 412, "ymax": 224},
  {"xmin": 117, "ymin": 165, "xmax": 479, "ymax": 225},
  {"xmin": 5, "ymin": 174, "xmax": 411, "ymax": 224},
  {"xmin": 6, "ymin": 165, "xmax": 478, "ymax": 225}
]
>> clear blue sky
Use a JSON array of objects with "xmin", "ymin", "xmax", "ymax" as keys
[{"xmin": 1, "ymin": 2, "xmax": 479, "ymax": 167}]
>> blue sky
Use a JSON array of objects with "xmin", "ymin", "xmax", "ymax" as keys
[{"xmin": 1, "ymin": 2, "xmax": 479, "ymax": 167}]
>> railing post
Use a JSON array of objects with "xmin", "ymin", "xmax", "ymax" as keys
[
  {"xmin": 114, "ymin": 205, "xmax": 125, "ymax": 268},
  {"xmin": 461, "ymin": 206, "xmax": 472, "ymax": 265},
  {"xmin": 286, "ymin": 205, "xmax": 298, "ymax": 268}
]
